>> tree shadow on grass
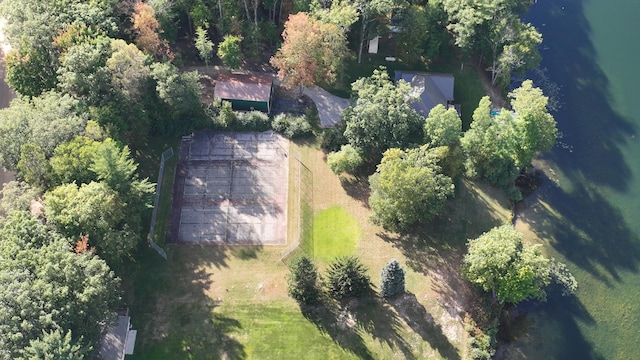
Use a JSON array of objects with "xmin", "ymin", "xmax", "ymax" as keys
[
  {"xmin": 301, "ymin": 300, "xmax": 374, "ymax": 360},
  {"xmin": 347, "ymin": 291, "xmax": 417, "ymax": 360},
  {"xmin": 124, "ymin": 245, "xmax": 247, "ymax": 359},
  {"xmin": 391, "ymin": 292, "xmax": 462, "ymax": 360}
]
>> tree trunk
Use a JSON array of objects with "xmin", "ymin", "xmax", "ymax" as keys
[
  {"xmin": 358, "ymin": 20, "xmax": 367, "ymax": 64},
  {"xmin": 218, "ymin": 0, "xmax": 223, "ymax": 20},
  {"xmin": 242, "ymin": 0, "xmax": 251, "ymax": 23}
]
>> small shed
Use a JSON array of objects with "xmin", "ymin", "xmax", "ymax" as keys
[{"xmin": 214, "ymin": 73, "xmax": 274, "ymax": 113}]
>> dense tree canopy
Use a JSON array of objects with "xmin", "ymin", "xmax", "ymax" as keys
[
  {"xmin": 462, "ymin": 225, "xmax": 575, "ymax": 304},
  {"xmin": 369, "ymin": 146, "xmax": 454, "ymax": 231},
  {"xmin": 343, "ymin": 68, "xmax": 424, "ymax": 158},
  {"xmin": 0, "ymin": 92, "xmax": 86, "ymax": 170},
  {"xmin": 461, "ymin": 80, "xmax": 557, "ymax": 187},
  {"xmin": 0, "ymin": 211, "xmax": 119, "ymax": 359},
  {"xmin": 271, "ymin": 12, "xmax": 350, "ymax": 92}
]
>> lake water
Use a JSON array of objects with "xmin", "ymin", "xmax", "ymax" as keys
[{"xmin": 499, "ymin": 0, "xmax": 640, "ymax": 359}]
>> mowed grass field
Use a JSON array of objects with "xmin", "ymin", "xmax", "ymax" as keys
[{"xmin": 125, "ymin": 138, "xmax": 512, "ymax": 359}]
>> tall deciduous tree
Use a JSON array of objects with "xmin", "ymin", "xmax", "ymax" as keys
[
  {"xmin": 461, "ymin": 81, "xmax": 557, "ymax": 187},
  {"xmin": 194, "ymin": 26, "xmax": 214, "ymax": 66},
  {"xmin": 0, "ymin": 91, "xmax": 86, "ymax": 170},
  {"xmin": 271, "ymin": 12, "xmax": 350, "ymax": 93},
  {"xmin": 217, "ymin": 34, "xmax": 243, "ymax": 69},
  {"xmin": 354, "ymin": 0, "xmax": 398, "ymax": 63},
  {"xmin": 342, "ymin": 67, "xmax": 423, "ymax": 157},
  {"xmin": 132, "ymin": 1, "xmax": 172, "ymax": 59},
  {"xmin": 106, "ymin": 39, "xmax": 151, "ymax": 100},
  {"xmin": 509, "ymin": 79, "xmax": 558, "ymax": 169},
  {"xmin": 369, "ymin": 146, "xmax": 454, "ymax": 231},
  {"xmin": 424, "ymin": 104, "xmax": 463, "ymax": 148},
  {"xmin": 463, "ymin": 225, "xmax": 576, "ymax": 304}
]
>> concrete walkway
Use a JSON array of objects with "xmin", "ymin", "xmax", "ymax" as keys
[{"xmin": 303, "ymin": 86, "xmax": 351, "ymax": 127}]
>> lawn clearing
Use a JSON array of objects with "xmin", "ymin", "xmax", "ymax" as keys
[
  {"xmin": 126, "ymin": 138, "xmax": 513, "ymax": 360},
  {"xmin": 313, "ymin": 205, "xmax": 360, "ymax": 263}
]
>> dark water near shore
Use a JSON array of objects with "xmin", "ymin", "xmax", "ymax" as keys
[{"xmin": 499, "ymin": 0, "xmax": 640, "ymax": 359}]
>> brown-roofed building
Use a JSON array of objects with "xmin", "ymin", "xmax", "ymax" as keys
[{"xmin": 214, "ymin": 73, "xmax": 274, "ymax": 113}]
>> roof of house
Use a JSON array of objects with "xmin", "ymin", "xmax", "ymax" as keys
[
  {"xmin": 214, "ymin": 73, "xmax": 274, "ymax": 103},
  {"xmin": 394, "ymin": 71, "xmax": 455, "ymax": 115},
  {"xmin": 97, "ymin": 315, "xmax": 130, "ymax": 360}
]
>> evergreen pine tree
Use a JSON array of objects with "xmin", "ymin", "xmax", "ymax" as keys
[
  {"xmin": 287, "ymin": 256, "xmax": 320, "ymax": 305},
  {"xmin": 380, "ymin": 259, "xmax": 405, "ymax": 298},
  {"xmin": 326, "ymin": 256, "xmax": 371, "ymax": 299}
]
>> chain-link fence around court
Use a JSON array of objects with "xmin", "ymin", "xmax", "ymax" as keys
[
  {"xmin": 148, "ymin": 147, "xmax": 174, "ymax": 260},
  {"xmin": 280, "ymin": 149, "xmax": 313, "ymax": 265}
]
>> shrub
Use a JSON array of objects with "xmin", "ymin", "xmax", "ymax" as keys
[
  {"xmin": 326, "ymin": 256, "xmax": 371, "ymax": 299},
  {"xmin": 234, "ymin": 111, "xmax": 271, "ymax": 131},
  {"xmin": 217, "ymin": 100, "xmax": 236, "ymax": 128},
  {"xmin": 327, "ymin": 145, "xmax": 363, "ymax": 175},
  {"xmin": 272, "ymin": 114, "xmax": 312, "ymax": 138},
  {"xmin": 380, "ymin": 259, "xmax": 405, "ymax": 298},
  {"xmin": 287, "ymin": 256, "xmax": 321, "ymax": 305},
  {"xmin": 320, "ymin": 120, "xmax": 348, "ymax": 152}
]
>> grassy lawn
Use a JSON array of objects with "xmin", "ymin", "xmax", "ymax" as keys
[
  {"xmin": 125, "ymin": 136, "xmax": 512, "ymax": 359},
  {"xmin": 313, "ymin": 205, "xmax": 360, "ymax": 263}
]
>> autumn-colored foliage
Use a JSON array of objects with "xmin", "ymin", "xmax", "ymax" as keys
[
  {"xmin": 131, "ymin": 2, "xmax": 173, "ymax": 60},
  {"xmin": 270, "ymin": 12, "xmax": 349, "ymax": 92},
  {"xmin": 75, "ymin": 235, "xmax": 95, "ymax": 254}
]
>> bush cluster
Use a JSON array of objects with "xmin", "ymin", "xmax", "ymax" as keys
[{"xmin": 272, "ymin": 114, "xmax": 313, "ymax": 138}]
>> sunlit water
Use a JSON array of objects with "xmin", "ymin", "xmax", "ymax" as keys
[{"xmin": 499, "ymin": 0, "xmax": 640, "ymax": 359}]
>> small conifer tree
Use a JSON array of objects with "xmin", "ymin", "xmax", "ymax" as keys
[
  {"xmin": 380, "ymin": 259, "xmax": 405, "ymax": 298},
  {"xmin": 287, "ymin": 256, "xmax": 320, "ymax": 305},
  {"xmin": 326, "ymin": 256, "xmax": 371, "ymax": 299}
]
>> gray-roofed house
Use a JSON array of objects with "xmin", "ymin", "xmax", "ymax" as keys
[
  {"xmin": 214, "ymin": 73, "xmax": 274, "ymax": 113},
  {"xmin": 394, "ymin": 71, "xmax": 456, "ymax": 116},
  {"xmin": 96, "ymin": 313, "xmax": 136, "ymax": 360}
]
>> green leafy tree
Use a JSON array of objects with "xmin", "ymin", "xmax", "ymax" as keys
[
  {"xmin": 0, "ymin": 211, "xmax": 119, "ymax": 359},
  {"xmin": 509, "ymin": 79, "xmax": 558, "ymax": 169},
  {"xmin": 57, "ymin": 37, "xmax": 114, "ymax": 106},
  {"xmin": 461, "ymin": 81, "xmax": 557, "ymax": 187},
  {"xmin": 424, "ymin": 104, "xmax": 463, "ymax": 148},
  {"xmin": 0, "ymin": 181, "xmax": 40, "ymax": 216},
  {"xmin": 461, "ymin": 96, "xmax": 519, "ymax": 187},
  {"xmin": 354, "ymin": 0, "xmax": 398, "ymax": 63},
  {"xmin": 486, "ymin": 14, "xmax": 542, "ymax": 86},
  {"xmin": 44, "ymin": 182, "xmax": 132, "ymax": 265},
  {"xmin": 287, "ymin": 256, "xmax": 321, "ymax": 305},
  {"xmin": 217, "ymin": 34, "xmax": 243, "ymax": 69},
  {"xmin": 343, "ymin": 68, "xmax": 424, "ymax": 158},
  {"xmin": 462, "ymin": 225, "xmax": 576, "ymax": 304},
  {"xmin": 49, "ymin": 136, "xmax": 100, "ymax": 186},
  {"xmin": 369, "ymin": 146, "xmax": 454, "ymax": 231},
  {"xmin": 380, "ymin": 259, "xmax": 405, "ymax": 298},
  {"xmin": 106, "ymin": 39, "xmax": 151, "ymax": 100},
  {"xmin": 326, "ymin": 256, "xmax": 371, "ymax": 299},
  {"xmin": 0, "ymin": 91, "xmax": 86, "ymax": 170},
  {"xmin": 17, "ymin": 143, "xmax": 50, "ymax": 188},
  {"xmin": 19, "ymin": 329, "xmax": 86, "ymax": 360},
  {"xmin": 5, "ymin": 44, "xmax": 58, "ymax": 97},
  {"xmin": 151, "ymin": 62, "xmax": 202, "ymax": 117},
  {"xmin": 327, "ymin": 144, "xmax": 364, "ymax": 175},
  {"xmin": 195, "ymin": 26, "xmax": 215, "ymax": 66}
]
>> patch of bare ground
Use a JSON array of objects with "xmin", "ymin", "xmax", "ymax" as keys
[{"xmin": 472, "ymin": 63, "xmax": 507, "ymax": 109}]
